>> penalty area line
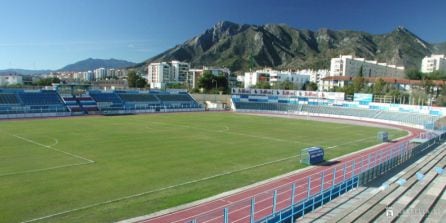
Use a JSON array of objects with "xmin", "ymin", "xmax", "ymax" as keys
[
  {"xmin": 12, "ymin": 134, "xmax": 95, "ymax": 164},
  {"xmin": 0, "ymin": 162, "xmax": 93, "ymax": 177},
  {"xmin": 21, "ymin": 154, "xmax": 298, "ymax": 223}
]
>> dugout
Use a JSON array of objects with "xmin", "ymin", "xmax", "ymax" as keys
[{"xmin": 300, "ymin": 147, "xmax": 325, "ymax": 165}]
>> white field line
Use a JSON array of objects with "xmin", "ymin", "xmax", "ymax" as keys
[
  {"xmin": 325, "ymin": 136, "xmax": 376, "ymax": 149},
  {"xmin": 12, "ymin": 135, "xmax": 95, "ymax": 163},
  {"xmin": 0, "ymin": 162, "xmax": 92, "ymax": 177},
  {"xmin": 22, "ymin": 154, "xmax": 299, "ymax": 223},
  {"xmin": 150, "ymin": 121, "xmax": 315, "ymax": 147},
  {"xmin": 47, "ymin": 137, "xmax": 59, "ymax": 147}
]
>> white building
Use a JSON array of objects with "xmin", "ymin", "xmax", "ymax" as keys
[
  {"xmin": 325, "ymin": 55, "xmax": 405, "ymax": 90},
  {"xmin": 94, "ymin": 68, "xmax": 107, "ymax": 80},
  {"xmin": 295, "ymin": 69, "xmax": 329, "ymax": 91},
  {"xmin": 0, "ymin": 75, "xmax": 23, "ymax": 86},
  {"xmin": 330, "ymin": 55, "xmax": 405, "ymax": 78},
  {"xmin": 244, "ymin": 68, "xmax": 310, "ymax": 89},
  {"xmin": 73, "ymin": 72, "xmax": 83, "ymax": 80},
  {"xmin": 171, "ymin": 60, "xmax": 190, "ymax": 82},
  {"xmin": 107, "ymin": 69, "xmax": 116, "ymax": 78},
  {"xmin": 147, "ymin": 61, "xmax": 193, "ymax": 89},
  {"xmin": 83, "ymin": 71, "xmax": 94, "ymax": 81},
  {"xmin": 421, "ymin": 54, "xmax": 446, "ymax": 73},
  {"xmin": 148, "ymin": 62, "xmax": 173, "ymax": 89}
]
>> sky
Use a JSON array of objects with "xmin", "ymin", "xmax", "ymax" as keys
[{"xmin": 0, "ymin": 0, "xmax": 445, "ymax": 70}]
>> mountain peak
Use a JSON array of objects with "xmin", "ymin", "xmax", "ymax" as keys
[
  {"xmin": 59, "ymin": 58, "xmax": 136, "ymax": 72},
  {"xmin": 393, "ymin": 26, "xmax": 413, "ymax": 35},
  {"xmin": 139, "ymin": 22, "xmax": 446, "ymax": 72},
  {"xmin": 214, "ymin": 20, "xmax": 238, "ymax": 29}
]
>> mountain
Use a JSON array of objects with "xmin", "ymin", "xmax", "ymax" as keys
[
  {"xmin": 433, "ymin": 42, "xmax": 446, "ymax": 54},
  {"xmin": 135, "ymin": 21, "xmax": 446, "ymax": 73},
  {"xmin": 0, "ymin": 69, "xmax": 51, "ymax": 75},
  {"xmin": 59, "ymin": 58, "xmax": 136, "ymax": 72}
]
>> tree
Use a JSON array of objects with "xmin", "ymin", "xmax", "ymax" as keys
[
  {"xmin": 406, "ymin": 68, "xmax": 423, "ymax": 80},
  {"xmin": 427, "ymin": 70, "xmax": 446, "ymax": 80},
  {"xmin": 306, "ymin": 82, "xmax": 318, "ymax": 91},
  {"xmin": 127, "ymin": 70, "xmax": 138, "ymax": 88},
  {"xmin": 422, "ymin": 78, "xmax": 434, "ymax": 94},
  {"xmin": 278, "ymin": 80, "xmax": 295, "ymax": 90},
  {"xmin": 254, "ymin": 81, "xmax": 271, "ymax": 89},
  {"xmin": 127, "ymin": 70, "xmax": 147, "ymax": 88},
  {"xmin": 197, "ymin": 71, "xmax": 229, "ymax": 93},
  {"xmin": 37, "ymin": 77, "xmax": 60, "ymax": 86},
  {"xmin": 352, "ymin": 76, "xmax": 365, "ymax": 93},
  {"xmin": 358, "ymin": 65, "xmax": 364, "ymax": 77},
  {"xmin": 135, "ymin": 77, "xmax": 147, "ymax": 88},
  {"xmin": 373, "ymin": 78, "xmax": 386, "ymax": 95}
]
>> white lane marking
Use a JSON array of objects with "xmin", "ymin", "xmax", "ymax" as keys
[{"xmin": 22, "ymin": 154, "xmax": 298, "ymax": 223}]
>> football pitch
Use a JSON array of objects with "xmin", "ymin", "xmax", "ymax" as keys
[{"xmin": 0, "ymin": 112, "xmax": 406, "ymax": 223}]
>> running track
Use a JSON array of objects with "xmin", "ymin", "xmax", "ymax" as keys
[{"xmin": 135, "ymin": 118, "xmax": 424, "ymax": 223}]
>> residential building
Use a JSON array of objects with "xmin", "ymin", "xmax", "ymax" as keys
[
  {"xmin": 148, "ymin": 62, "xmax": 172, "ymax": 89},
  {"xmin": 73, "ymin": 72, "xmax": 83, "ymax": 80},
  {"xmin": 188, "ymin": 68, "xmax": 204, "ymax": 89},
  {"xmin": 296, "ymin": 69, "xmax": 329, "ymax": 91},
  {"xmin": 171, "ymin": 60, "xmax": 190, "ymax": 82},
  {"xmin": 107, "ymin": 69, "xmax": 116, "ymax": 78},
  {"xmin": 0, "ymin": 75, "xmax": 23, "ymax": 86},
  {"xmin": 83, "ymin": 71, "xmax": 94, "ymax": 81},
  {"xmin": 325, "ymin": 55, "xmax": 405, "ymax": 90},
  {"xmin": 244, "ymin": 68, "xmax": 310, "ymax": 89},
  {"xmin": 421, "ymin": 54, "xmax": 446, "ymax": 73},
  {"xmin": 94, "ymin": 68, "xmax": 107, "ymax": 80}
]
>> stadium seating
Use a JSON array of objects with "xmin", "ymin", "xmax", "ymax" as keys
[
  {"xmin": 297, "ymin": 142, "xmax": 446, "ymax": 223},
  {"xmin": 301, "ymin": 104, "xmax": 380, "ymax": 118},
  {"xmin": 155, "ymin": 94, "xmax": 194, "ymax": 102},
  {"xmin": 0, "ymin": 90, "xmax": 69, "ymax": 115},
  {"xmin": 233, "ymin": 101, "xmax": 301, "ymax": 112},
  {"xmin": 0, "ymin": 88, "xmax": 203, "ymax": 118},
  {"xmin": 0, "ymin": 93, "xmax": 20, "ymax": 104},
  {"xmin": 233, "ymin": 100, "xmax": 440, "ymax": 127},
  {"xmin": 89, "ymin": 91, "xmax": 123, "ymax": 104},
  {"xmin": 117, "ymin": 93, "xmax": 159, "ymax": 103},
  {"xmin": 87, "ymin": 91, "xmax": 202, "ymax": 114},
  {"xmin": 375, "ymin": 110, "xmax": 437, "ymax": 126},
  {"xmin": 76, "ymin": 96, "xmax": 99, "ymax": 112},
  {"xmin": 18, "ymin": 91, "xmax": 64, "ymax": 106},
  {"xmin": 61, "ymin": 95, "xmax": 83, "ymax": 112}
]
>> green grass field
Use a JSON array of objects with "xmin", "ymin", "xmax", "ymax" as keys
[{"xmin": 0, "ymin": 112, "xmax": 406, "ymax": 223}]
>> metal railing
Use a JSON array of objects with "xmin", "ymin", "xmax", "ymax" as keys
[{"xmin": 184, "ymin": 131, "xmax": 445, "ymax": 223}]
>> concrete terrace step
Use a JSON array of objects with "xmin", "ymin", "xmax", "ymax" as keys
[
  {"xmin": 394, "ymin": 167, "xmax": 446, "ymax": 222},
  {"xmin": 364, "ymin": 152, "xmax": 446, "ymax": 222},
  {"xmin": 296, "ymin": 144, "xmax": 446, "ymax": 223},
  {"xmin": 426, "ymin": 178, "xmax": 446, "ymax": 222},
  {"xmin": 324, "ymin": 144, "xmax": 446, "ymax": 223}
]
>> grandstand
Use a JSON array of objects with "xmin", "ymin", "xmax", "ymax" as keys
[
  {"xmin": 232, "ymin": 90, "xmax": 444, "ymax": 129},
  {"xmin": 90, "ymin": 90, "xmax": 202, "ymax": 114},
  {"xmin": 0, "ymin": 89, "xmax": 69, "ymax": 118},
  {"xmin": 0, "ymin": 88, "xmax": 202, "ymax": 119}
]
